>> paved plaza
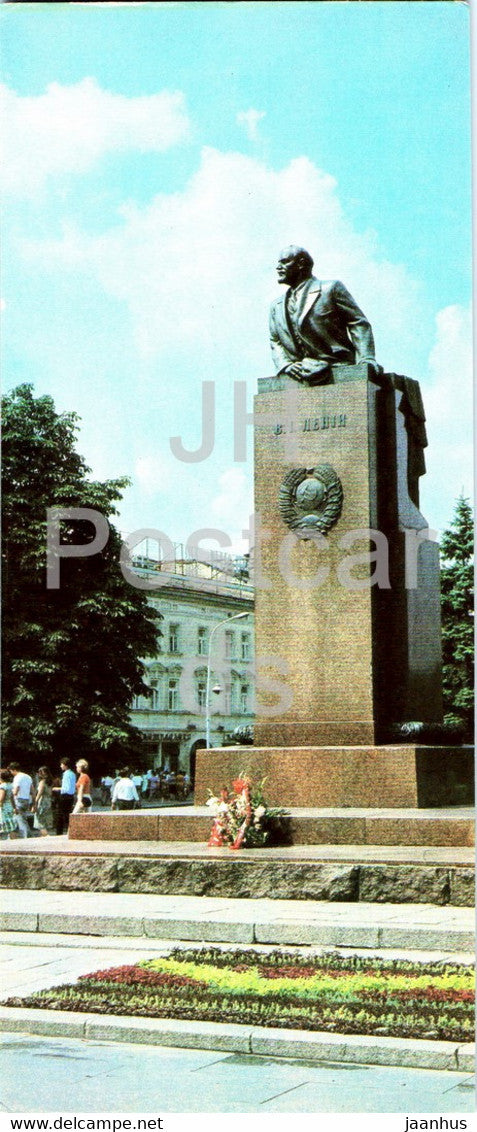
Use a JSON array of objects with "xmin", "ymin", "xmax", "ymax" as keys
[
  {"xmin": 0, "ymin": 1030, "xmax": 474, "ymax": 1113},
  {"xmin": 1, "ymin": 878, "xmax": 474, "ymax": 1115},
  {"xmin": 0, "ymin": 895, "xmax": 474, "ymax": 1113}
]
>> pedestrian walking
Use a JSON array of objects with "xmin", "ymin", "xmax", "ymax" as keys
[
  {"xmin": 101, "ymin": 774, "xmax": 114, "ymax": 805},
  {"xmin": 55, "ymin": 758, "xmax": 77, "ymax": 834},
  {"xmin": 9, "ymin": 761, "xmax": 34, "ymax": 838},
  {"xmin": 111, "ymin": 768, "xmax": 140, "ymax": 811},
  {"xmin": 148, "ymin": 771, "xmax": 158, "ymax": 800},
  {"xmin": 0, "ymin": 769, "xmax": 18, "ymax": 839},
  {"xmin": 72, "ymin": 759, "xmax": 92, "ymax": 814},
  {"xmin": 132, "ymin": 771, "xmax": 143, "ymax": 796},
  {"xmin": 33, "ymin": 766, "xmax": 54, "ymax": 835}
]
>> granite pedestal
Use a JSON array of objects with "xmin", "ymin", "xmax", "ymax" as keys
[{"xmin": 194, "ymin": 365, "xmax": 473, "ymax": 812}]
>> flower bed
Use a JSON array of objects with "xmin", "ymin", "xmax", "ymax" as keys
[{"xmin": 3, "ymin": 949, "xmax": 474, "ymax": 1042}]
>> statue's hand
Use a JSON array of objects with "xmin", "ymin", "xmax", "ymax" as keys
[
  {"xmin": 284, "ymin": 357, "xmax": 330, "ymax": 382},
  {"xmin": 299, "ymin": 357, "xmax": 326, "ymax": 375},
  {"xmin": 284, "ymin": 362, "xmax": 307, "ymax": 380}
]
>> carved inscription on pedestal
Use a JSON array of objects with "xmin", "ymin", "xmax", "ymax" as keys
[{"xmin": 273, "ymin": 414, "xmax": 347, "ymax": 436}]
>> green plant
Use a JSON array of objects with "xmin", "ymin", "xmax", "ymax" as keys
[
  {"xmin": 440, "ymin": 495, "xmax": 474, "ymax": 739},
  {"xmin": 3, "ymin": 949, "xmax": 473, "ymax": 1044}
]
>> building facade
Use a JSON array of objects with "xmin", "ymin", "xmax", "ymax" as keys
[{"xmin": 130, "ymin": 555, "xmax": 254, "ymax": 782}]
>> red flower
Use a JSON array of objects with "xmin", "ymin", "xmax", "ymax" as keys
[
  {"xmin": 78, "ymin": 965, "xmax": 203, "ymax": 989},
  {"xmin": 208, "ymin": 824, "xmax": 225, "ymax": 847}
]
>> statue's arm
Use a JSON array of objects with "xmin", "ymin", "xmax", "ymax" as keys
[
  {"xmin": 332, "ymin": 281, "xmax": 376, "ymax": 363},
  {"xmin": 269, "ymin": 303, "xmax": 296, "ymax": 374}
]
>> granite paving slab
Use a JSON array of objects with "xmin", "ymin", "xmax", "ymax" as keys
[
  {"xmin": 0, "ymin": 1032, "xmax": 473, "ymax": 1113},
  {"xmin": 0, "ymin": 888, "xmax": 473, "ymax": 950},
  {"xmin": 1, "ymin": 828, "xmax": 474, "ymax": 863}
]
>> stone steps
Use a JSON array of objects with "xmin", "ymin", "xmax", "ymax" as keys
[
  {"xmin": 68, "ymin": 804, "xmax": 475, "ymax": 848},
  {"xmin": 0, "ymin": 836, "xmax": 473, "ymax": 905},
  {"xmin": 0, "ymin": 889, "xmax": 474, "ymax": 951}
]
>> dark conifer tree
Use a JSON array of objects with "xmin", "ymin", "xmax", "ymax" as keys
[{"xmin": 440, "ymin": 495, "xmax": 474, "ymax": 739}]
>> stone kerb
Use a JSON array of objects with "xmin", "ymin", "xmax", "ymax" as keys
[{"xmin": 0, "ymin": 1008, "xmax": 473, "ymax": 1071}]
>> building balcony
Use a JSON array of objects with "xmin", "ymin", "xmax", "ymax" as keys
[{"xmin": 130, "ymin": 707, "xmax": 254, "ymax": 733}]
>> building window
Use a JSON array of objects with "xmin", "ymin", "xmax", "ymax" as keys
[
  {"xmin": 168, "ymin": 679, "xmax": 179, "ymax": 710},
  {"xmin": 169, "ymin": 623, "xmax": 180, "ymax": 653},
  {"xmin": 150, "ymin": 682, "xmax": 159, "ymax": 709},
  {"xmin": 198, "ymin": 627, "xmax": 208, "ymax": 656},
  {"xmin": 241, "ymin": 633, "xmax": 251, "ymax": 660},
  {"xmin": 240, "ymin": 684, "xmax": 249, "ymax": 713},
  {"xmin": 225, "ymin": 630, "xmax": 235, "ymax": 659},
  {"xmin": 197, "ymin": 681, "xmax": 206, "ymax": 709},
  {"xmin": 224, "ymin": 682, "xmax": 235, "ymax": 714}
]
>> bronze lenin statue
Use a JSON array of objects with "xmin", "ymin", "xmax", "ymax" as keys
[{"xmin": 269, "ymin": 245, "xmax": 376, "ymax": 385}]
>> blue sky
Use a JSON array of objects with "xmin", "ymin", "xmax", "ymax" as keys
[{"xmin": 2, "ymin": 1, "xmax": 473, "ymax": 554}]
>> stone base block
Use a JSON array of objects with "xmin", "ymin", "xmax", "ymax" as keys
[
  {"xmin": 68, "ymin": 812, "xmax": 162, "ymax": 842},
  {"xmin": 68, "ymin": 811, "xmax": 211, "ymax": 843},
  {"xmin": 194, "ymin": 744, "xmax": 474, "ymax": 809},
  {"xmin": 254, "ymin": 721, "xmax": 377, "ymax": 746},
  {"xmin": 67, "ymin": 806, "xmax": 474, "ymax": 849}
]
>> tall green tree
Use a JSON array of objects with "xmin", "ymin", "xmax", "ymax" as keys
[
  {"xmin": 2, "ymin": 384, "xmax": 160, "ymax": 770},
  {"xmin": 440, "ymin": 495, "xmax": 474, "ymax": 738}
]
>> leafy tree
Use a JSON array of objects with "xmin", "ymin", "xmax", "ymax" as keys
[
  {"xmin": 440, "ymin": 495, "xmax": 474, "ymax": 739},
  {"xmin": 2, "ymin": 384, "xmax": 161, "ymax": 771}
]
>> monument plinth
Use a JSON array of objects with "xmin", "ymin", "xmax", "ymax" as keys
[
  {"xmin": 252, "ymin": 364, "xmax": 442, "ymax": 748},
  {"xmin": 194, "ymin": 363, "xmax": 472, "ymax": 813}
]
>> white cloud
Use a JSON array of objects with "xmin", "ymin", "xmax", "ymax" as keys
[
  {"xmin": 210, "ymin": 466, "xmax": 253, "ymax": 520},
  {"xmin": 134, "ymin": 453, "xmax": 175, "ymax": 496},
  {"xmin": 420, "ymin": 302, "xmax": 473, "ymax": 530},
  {"xmin": 206, "ymin": 468, "xmax": 253, "ymax": 553},
  {"xmin": 14, "ymin": 145, "xmax": 472, "ymax": 539},
  {"xmin": 236, "ymin": 108, "xmax": 266, "ymax": 141},
  {"xmin": 1, "ymin": 79, "xmax": 190, "ymax": 196},
  {"xmin": 427, "ymin": 304, "xmax": 472, "ymax": 398},
  {"xmin": 21, "ymin": 147, "xmax": 424, "ymax": 379}
]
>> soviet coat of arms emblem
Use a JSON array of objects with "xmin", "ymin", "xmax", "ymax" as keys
[{"xmin": 278, "ymin": 464, "xmax": 343, "ymax": 536}]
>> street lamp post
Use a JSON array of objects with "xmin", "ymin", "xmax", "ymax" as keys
[{"xmin": 205, "ymin": 612, "xmax": 249, "ymax": 748}]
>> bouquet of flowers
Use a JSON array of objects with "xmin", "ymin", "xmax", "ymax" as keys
[{"xmin": 206, "ymin": 775, "xmax": 290, "ymax": 849}]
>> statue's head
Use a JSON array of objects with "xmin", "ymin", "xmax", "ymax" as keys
[{"xmin": 276, "ymin": 246, "xmax": 314, "ymax": 287}]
